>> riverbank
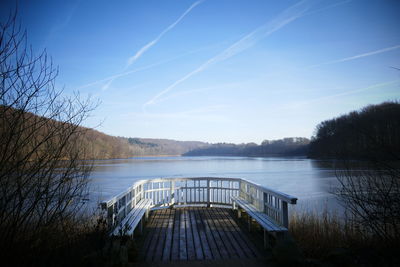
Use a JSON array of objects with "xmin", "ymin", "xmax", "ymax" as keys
[{"xmin": 289, "ymin": 210, "xmax": 400, "ymax": 266}]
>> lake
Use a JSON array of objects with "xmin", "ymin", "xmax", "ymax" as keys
[{"xmin": 88, "ymin": 156, "xmax": 343, "ymax": 214}]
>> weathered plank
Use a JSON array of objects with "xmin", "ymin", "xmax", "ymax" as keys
[
  {"xmin": 185, "ymin": 209, "xmax": 196, "ymax": 260},
  {"xmin": 145, "ymin": 208, "xmax": 166, "ymax": 261},
  {"xmin": 189, "ymin": 208, "xmax": 205, "ymax": 260},
  {"xmin": 141, "ymin": 209, "xmax": 159, "ymax": 256},
  {"xmin": 214, "ymin": 207, "xmax": 256, "ymax": 258},
  {"xmin": 179, "ymin": 208, "xmax": 187, "ymax": 260},
  {"xmin": 140, "ymin": 207, "xmax": 262, "ymax": 262},
  {"xmin": 112, "ymin": 199, "xmax": 152, "ymax": 236},
  {"xmin": 202, "ymin": 207, "xmax": 230, "ymax": 259},
  {"xmin": 153, "ymin": 208, "xmax": 170, "ymax": 261},
  {"xmin": 217, "ymin": 208, "xmax": 246, "ymax": 258},
  {"xmin": 171, "ymin": 208, "xmax": 181, "ymax": 261},
  {"xmin": 225, "ymin": 209, "xmax": 262, "ymax": 258},
  {"xmin": 162, "ymin": 208, "xmax": 175, "ymax": 261},
  {"xmin": 232, "ymin": 196, "xmax": 287, "ymax": 232},
  {"xmin": 193, "ymin": 208, "xmax": 214, "ymax": 260}
]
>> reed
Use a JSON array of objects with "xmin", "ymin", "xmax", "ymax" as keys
[{"xmin": 289, "ymin": 209, "xmax": 400, "ymax": 266}]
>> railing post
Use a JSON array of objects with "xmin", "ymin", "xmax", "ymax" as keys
[
  {"xmin": 171, "ymin": 180, "xmax": 175, "ymax": 206},
  {"xmin": 207, "ymin": 178, "xmax": 210, "ymax": 207},
  {"xmin": 282, "ymin": 201, "xmax": 289, "ymax": 228}
]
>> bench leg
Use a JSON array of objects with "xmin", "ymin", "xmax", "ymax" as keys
[
  {"xmin": 137, "ymin": 218, "xmax": 143, "ymax": 236},
  {"xmin": 248, "ymin": 217, "xmax": 252, "ymax": 232},
  {"xmin": 237, "ymin": 208, "xmax": 242, "ymax": 218},
  {"xmin": 276, "ymin": 231, "xmax": 286, "ymax": 241},
  {"xmin": 145, "ymin": 209, "xmax": 149, "ymax": 221},
  {"xmin": 263, "ymin": 229, "xmax": 269, "ymax": 249}
]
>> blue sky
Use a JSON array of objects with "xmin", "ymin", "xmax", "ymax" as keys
[{"xmin": 2, "ymin": 0, "xmax": 400, "ymax": 143}]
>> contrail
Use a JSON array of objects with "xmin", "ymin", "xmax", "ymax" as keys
[
  {"xmin": 144, "ymin": 0, "xmax": 314, "ymax": 107},
  {"xmin": 269, "ymin": 80, "xmax": 399, "ymax": 116},
  {"xmin": 127, "ymin": 0, "xmax": 204, "ymax": 67},
  {"xmin": 310, "ymin": 44, "xmax": 400, "ymax": 68},
  {"xmin": 78, "ymin": 41, "xmax": 223, "ymax": 90},
  {"xmin": 315, "ymin": 80, "xmax": 399, "ymax": 102},
  {"xmin": 102, "ymin": 0, "xmax": 204, "ymax": 90}
]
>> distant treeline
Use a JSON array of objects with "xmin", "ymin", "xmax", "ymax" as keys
[
  {"xmin": 183, "ymin": 137, "xmax": 310, "ymax": 157},
  {"xmin": 7, "ymin": 101, "xmax": 399, "ymax": 160},
  {"xmin": 124, "ymin": 137, "xmax": 207, "ymax": 156},
  {"xmin": 79, "ymin": 133, "xmax": 208, "ymax": 159},
  {"xmin": 0, "ymin": 107, "xmax": 209, "ymax": 160},
  {"xmin": 308, "ymin": 101, "xmax": 400, "ymax": 159}
]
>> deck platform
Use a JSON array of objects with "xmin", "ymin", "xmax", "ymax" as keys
[{"xmin": 138, "ymin": 207, "xmax": 263, "ymax": 263}]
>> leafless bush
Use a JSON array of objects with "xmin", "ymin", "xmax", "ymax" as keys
[
  {"xmin": 0, "ymin": 10, "xmax": 97, "ymax": 264},
  {"xmin": 335, "ymin": 159, "xmax": 400, "ymax": 243}
]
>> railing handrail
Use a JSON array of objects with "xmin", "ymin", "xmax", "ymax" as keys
[
  {"xmin": 101, "ymin": 177, "xmax": 297, "ymax": 207},
  {"xmin": 239, "ymin": 178, "xmax": 297, "ymax": 204},
  {"xmin": 101, "ymin": 177, "xmax": 298, "ymax": 230}
]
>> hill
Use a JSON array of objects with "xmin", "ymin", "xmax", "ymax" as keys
[
  {"xmin": 308, "ymin": 101, "xmax": 400, "ymax": 159},
  {"xmin": 80, "ymin": 132, "xmax": 208, "ymax": 159},
  {"xmin": 183, "ymin": 137, "xmax": 310, "ymax": 157}
]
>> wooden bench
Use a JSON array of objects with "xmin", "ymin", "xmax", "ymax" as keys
[
  {"xmin": 231, "ymin": 196, "xmax": 287, "ymax": 248},
  {"xmin": 112, "ymin": 198, "xmax": 152, "ymax": 236}
]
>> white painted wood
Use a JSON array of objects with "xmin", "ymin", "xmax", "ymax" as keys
[
  {"xmin": 112, "ymin": 198, "xmax": 152, "ymax": 236},
  {"xmin": 231, "ymin": 196, "xmax": 287, "ymax": 232},
  {"xmin": 101, "ymin": 177, "xmax": 297, "ymax": 233}
]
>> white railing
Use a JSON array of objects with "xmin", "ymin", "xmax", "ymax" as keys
[{"xmin": 100, "ymin": 177, "xmax": 297, "ymax": 230}]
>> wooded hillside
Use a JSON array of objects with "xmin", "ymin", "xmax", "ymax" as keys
[
  {"xmin": 183, "ymin": 137, "xmax": 310, "ymax": 157},
  {"xmin": 79, "ymin": 131, "xmax": 208, "ymax": 159},
  {"xmin": 308, "ymin": 101, "xmax": 400, "ymax": 159}
]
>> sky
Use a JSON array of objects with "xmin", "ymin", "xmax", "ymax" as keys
[{"xmin": 1, "ymin": 0, "xmax": 400, "ymax": 144}]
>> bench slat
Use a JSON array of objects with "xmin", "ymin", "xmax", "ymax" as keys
[
  {"xmin": 237, "ymin": 201, "xmax": 283, "ymax": 231},
  {"xmin": 231, "ymin": 196, "xmax": 287, "ymax": 232},
  {"xmin": 235, "ymin": 199, "xmax": 283, "ymax": 231},
  {"xmin": 112, "ymin": 199, "xmax": 152, "ymax": 235}
]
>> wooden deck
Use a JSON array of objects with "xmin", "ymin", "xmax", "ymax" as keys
[{"xmin": 139, "ymin": 207, "xmax": 263, "ymax": 262}]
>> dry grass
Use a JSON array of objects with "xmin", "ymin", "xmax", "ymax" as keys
[
  {"xmin": 289, "ymin": 210, "xmax": 400, "ymax": 266},
  {"xmin": 0, "ymin": 213, "xmax": 139, "ymax": 266}
]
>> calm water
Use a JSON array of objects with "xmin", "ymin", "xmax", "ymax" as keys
[{"xmin": 88, "ymin": 156, "xmax": 342, "ymax": 214}]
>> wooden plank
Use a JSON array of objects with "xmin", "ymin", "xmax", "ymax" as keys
[
  {"xmin": 153, "ymin": 208, "xmax": 171, "ymax": 261},
  {"xmin": 171, "ymin": 208, "xmax": 181, "ymax": 261},
  {"xmin": 207, "ymin": 208, "xmax": 240, "ymax": 259},
  {"xmin": 112, "ymin": 199, "xmax": 150, "ymax": 235},
  {"xmin": 140, "ymin": 206, "xmax": 264, "ymax": 262},
  {"xmin": 233, "ymin": 197, "xmax": 287, "ymax": 232},
  {"xmin": 201, "ymin": 207, "xmax": 229, "ymax": 259},
  {"xmin": 193, "ymin": 208, "xmax": 215, "ymax": 260},
  {"xmin": 145, "ymin": 208, "xmax": 166, "ymax": 261},
  {"xmin": 162, "ymin": 208, "xmax": 175, "ymax": 261},
  {"xmin": 185, "ymin": 209, "xmax": 196, "ymax": 260},
  {"xmin": 141, "ymin": 209, "xmax": 161, "ymax": 259},
  {"xmin": 214, "ymin": 208, "xmax": 249, "ymax": 258},
  {"xmin": 225, "ymin": 209, "xmax": 262, "ymax": 258},
  {"xmin": 189, "ymin": 208, "xmax": 205, "ymax": 260},
  {"xmin": 179, "ymin": 208, "xmax": 188, "ymax": 260},
  {"xmin": 215, "ymin": 208, "xmax": 257, "ymax": 258}
]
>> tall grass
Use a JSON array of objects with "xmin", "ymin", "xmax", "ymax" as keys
[
  {"xmin": 0, "ymin": 212, "xmax": 139, "ymax": 266},
  {"xmin": 289, "ymin": 209, "xmax": 400, "ymax": 266},
  {"xmin": 1, "ymin": 214, "xmax": 106, "ymax": 266},
  {"xmin": 290, "ymin": 210, "xmax": 361, "ymax": 257}
]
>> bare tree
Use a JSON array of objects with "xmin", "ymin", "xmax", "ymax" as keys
[
  {"xmin": 333, "ymin": 103, "xmax": 400, "ymax": 243},
  {"xmin": 336, "ymin": 160, "xmax": 400, "ymax": 242},
  {"xmin": 0, "ymin": 11, "xmax": 96, "ymax": 263}
]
